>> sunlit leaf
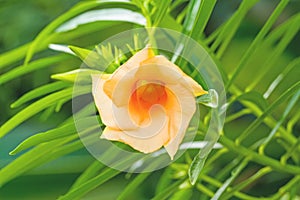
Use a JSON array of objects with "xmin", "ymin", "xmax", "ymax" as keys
[
  {"xmin": 226, "ymin": 0, "xmax": 289, "ymax": 89},
  {"xmin": 56, "ymin": 8, "xmax": 146, "ymax": 32},
  {"xmin": 0, "ymin": 55, "xmax": 69, "ymax": 85},
  {"xmin": 24, "ymin": 0, "xmax": 136, "ymax": 64},
  {"xmin": 69, "ymin": 45, "xmax": 102, "ymax": 68},
  {"xmin": 0, "ymin": 86, "xmax": 90, "ymax": 138},
  {"xmin": 0, "ymin": 135, "xmax": 77, "ymax": 187},
  {"xmin": 51, "ymin": 69, "xmax": 102, "ymax": 84},
  {"xmin": 10, "ymin": 116, "xmax": 97, "ymax": 155},
  {"xmin": 236, "ymin": 81, "xmax": 300, "ymax": 143},
  {"xmin": 11, "ymin": 81, "xmax": 71, "ymax": 108},
  {"xmin": 235, "ymin": 91, "xmax": 269, "ymax": 111}
]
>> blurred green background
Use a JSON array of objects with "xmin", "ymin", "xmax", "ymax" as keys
[
  {"xmin": 0, "ymin": 1, "xmax": 84, "ymax": 199},
  {"xmin": 0, "ymin": 0, "xmax": 299, "ymax": 199}
]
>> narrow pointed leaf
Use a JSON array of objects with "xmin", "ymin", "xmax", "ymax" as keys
[
  {"xmin": 0, "ymin": 55, "xmax": 68, "ymax": 85},
  {"xmin": 11, "ymin": 81, "xmax": 70, "ymax": 108},
  {"xmin": 0, "ymin": 86, "xmax": 90, "ymax": 138},
  {"xmin": 51, "ymin": 69, "xmax": 102, "ymax": 83}
]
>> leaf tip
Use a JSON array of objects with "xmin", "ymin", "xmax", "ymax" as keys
[
  {"xmin": 10, "ymin": 103, "xmax": 17, "ymax": 109},
  {"xmin": 68, "ymin": 45, "xmax": 76, "ymax": 52},
  {"xmin": 23, "ymin": 53, "xmax": 31, "ymax": 66},
  {"xmin": 9, "ymin": 144, "xmax": 23, "ymax": 155},
  {"xmin": 188, "ymin": 172, "xmax": 197, "ymax": 186},
  {"xmin": 188, "ymin": 153, "xmax": 207, "ymax": 186},
  {"xmin": 9, "ymin": 149, "xmax": 17, "ymax": 156}
]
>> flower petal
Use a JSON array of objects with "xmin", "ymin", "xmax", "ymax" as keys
[
  {"xmin": 103, "ymin": 46, "xmax": 155, "ymax": 106},
  {"xmin": 91, "ymin": 74, "xmax": 136, "ymax": 130},
  {"xmin": 101, "ymin": 106, "xmax": 170, "ymax": 153},
  {"xmin": 91, "ymin": 74, "xmax": 115, "ymax": 128},
  {"xmin": 183, "ymin": 75, "xmax": 208, "ymax": 96},
  {"xmin": 120, "ymin": 104, "xmax": 168, "ymax": 139},
  {"xmin": 138, "ymin": 55, "xmax": 183, "ymax": 84},
  {"xmin": 164, "ymin": 83, "xmax": 197, "ymax": 159},
  {"xmin": 139, "ymin": 55, "xmax": 207, "ymax": 96},
  {"xmin": 92, "ymin": 46, "xmax": 206, "ymax": 159}
]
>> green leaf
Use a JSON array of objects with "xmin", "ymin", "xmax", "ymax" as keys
[
  {"xmin": 246, "ymin": 14, "xmax": 300, "ymax": 90},
  {"xmin": 259, "ymin": 90, "xmax": 300, "ymax": 154},
  {"xmin": 188, "ymin": 156, "xmax": 207, "ymax": 185},
  {"xmin": 236, "ymin": 81, "xmax": 300, "ymax": 144},
  {"xmin": 0, "ymin": 135, "xmax": 77, "ymax": 187},
  {"xmin": 221, "ymin": 167, "xmax": 272, "ymax": 200},
  {"xmin": 58, "ymin": 154, "xmax": 140, "ymax": 200},
  {"xmin": 183, "ymin": 0, "xmax": 217, "ymax": 39},
  {"xmin": 211, "ymin": 158, "xmax": 249, "ymax": 200},
  {"xmin": 220, "ymin": 136, "xmax": 300, "ymax": 175},
  {"xmin": 59, "ymin": 168, "xmax": 120, "ymax": 200},
  {"xmin": 24, "ymin": 0, "xmax": 136, "ymax": 64},
  {"xmin": 189, "ymin": 106, "xmax": 221, "ymax": 185},
  {"xmin": 0, "ymin": 127, "xmax": 99, "ymax": 187},
  {"xmin": 10, "ymin": 122, "xmax": 77, "ymax": 155},
  {"xmin": 172, "ymin": 0, "xmax": 217, "ymax": 66},
  {"xmin": 51, "ymin": 69, "xmax": 102, "ymax": 84},
  {"xmin": 225, "ymin": 109, "xmax": 251, "ymax": 123},
  {"xmin": 196, "ymin": 184, "xmax": 214, "ymax": 198},
  {"xmin": 0, "ymin": 13, "xmax": 135, "ymax": 71},
  {"xmin": 69, "ymin": 45, "xmax": 102, "ymax": 68},
  {"xmin": 235, "ymin": 91, "xmax": 269, "ymax": 111},
  {"xmin": 197, "ymin": 89, "xmax": 218, "ymax": 108},
  {"xmin": 152, "ymin": 0, "xmax": 172, "ymax": 27},
  {"xmin": 117, "ymin": 156, "xmax": 166, "ymax": 200},
  {"xmin": 0, "ymin": 55, "xmax": 69, "ymax": 85},
  {"xmin": 11, "ymin": 81, "xmax": 71, "ymax": 108},
  {"xmin": 264, "ymin": 57, "xmax": 300, "ymax": 99},
  {"xmin": 226, "ymin": 0, "xmax": 289, "ymax": 89},
  {"xmin": 213, "ymin": 0, "xmax": 259, "ymax": 58},
  {"xmin": 69, "ymin": 145, "xmax": 127, "ymax": 191},
  {"xmin": 155, "ymin": 168, "xmax": 173, "ymax": 194},
  {"xmin": 9, "ymin": 116, "xmax": 97, "ymax": 155},
  {"xmin": 0, "ymin": 43, "xmax": 30, "ymax": 70},
  {"xmin": 56, "ymin": 8, "xmax": 146, "ymax": 32},
  {"xmin": 69, "ymin": 44, "xmax": 126, "ymax": 72},
  {"xmin": 62, "ymin": 103, "xmax": 96, "ymax": 125},
  {"xmin": 169, "ymin": 188, "xmax": 193, "ymax": 200},
  {"xmin": 158, "ymin": 13, "xmax": 182, "ymax": 31},
  {"xmin": 264, "ymin": 13, "xmax": 300, "ymax": 47},
  {"xmin": 95, "ymin": 44, "xmax": 128, "ymax": 72},
  {"xmin": 0, "ymin": 86, "xmax": 90, "ymax": 138},
  {"xmin": 281, "ymin": 136, "xmax": 300, "ymax": 165},
  {"xmin": 151, "ymin": 179, "xmax": 186, "ymax": 200},
  {"xmin": 117, "ymin": 173, "xmax": 151, "ymax": 200},
  {"xmin": 70, "ymin": 160, "xmax": 105, "ymax": 190}
]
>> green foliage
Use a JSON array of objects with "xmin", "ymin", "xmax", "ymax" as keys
[{"xmin": 1, "ymin": 0, "xmax": 300, "ymax": 199}]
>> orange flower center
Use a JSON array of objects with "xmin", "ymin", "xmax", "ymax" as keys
[
  {"xmin": 129, "ymin": 80, "xmax": 168, "ymax": 122},
  {"xmin": 135, "ymin": 80, "xmax": 167, "ymax": 109}
]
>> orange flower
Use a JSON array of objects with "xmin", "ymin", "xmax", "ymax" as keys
[{"xmin": 92, "ymin": 46, "xmax": 207, "ymax": 159}]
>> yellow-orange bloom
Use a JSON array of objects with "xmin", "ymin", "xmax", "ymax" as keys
[{"xmin": 92, "ymin": 46, "xmax": 207, "ymax": 159}]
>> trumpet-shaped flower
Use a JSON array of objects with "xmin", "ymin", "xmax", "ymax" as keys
[{"xmin": 92, "ymin": 46, "xmax": 207, "ymax": 159}]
